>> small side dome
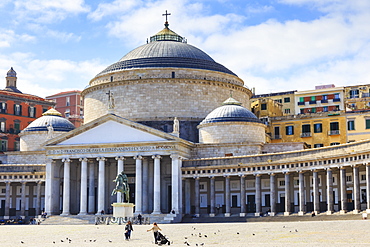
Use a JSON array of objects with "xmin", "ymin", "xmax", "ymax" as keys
[
  {"xmin": 22, "ymin": 108, "xmax": 75, "ymax": 132},
  {"xmin": 6, "ymin": 67, "xmax": 17, "ymax": 77},
  {"xmin": 200, "ymin": 97, "xmax": 261, "ymax": 125}
]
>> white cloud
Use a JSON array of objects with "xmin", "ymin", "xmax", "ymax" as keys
[
  {"xmin": 0, "ymin": 52, "xmax": 106, "ymax": 97},
  {"xmin": 46, "ymin": 30, "xmax": 81, "ymax": 43},
  {"xmin": 14, "ymin": 0, "xmax": 90, "ymax": 23},
  {"xmin": 0, "ymin": 29, "xmax": 36, "ymax": 48},
  {"xmin": 88, "ymin": 0, "xmax": 139, "ymax": 21}
]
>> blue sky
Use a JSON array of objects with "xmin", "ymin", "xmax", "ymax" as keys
[{"xmin": 0, "ymin": 0, "xmax": 369, "ymax": 97}]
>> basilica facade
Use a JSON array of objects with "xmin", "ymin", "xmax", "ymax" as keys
[{"xmin": 1, "ymin": 20, "xmax": 370, "ymax": 222}]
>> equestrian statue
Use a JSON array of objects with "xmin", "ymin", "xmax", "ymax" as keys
[{"xmin": 111, "ymin": 171, "xmax": 130, "ymax": 203}]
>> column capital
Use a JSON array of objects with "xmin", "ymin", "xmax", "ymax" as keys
[
  {"xmin": 115, "ymin": 156, "xmax": 126, "ymax": 161},
  {"xmin": 351, "ymin": 164, "xmax": 361, "ymax": 168},
  {"xmin": 297, "ymin": 170, "xmax": 305, "ymax": 174},
  {"xmin": 21, "ymin": 181, "xmax": 27, "ymax": 185},
  {"xmin": 209, "ymin": 176, "xmax": 215, "ymax": 179},
  {"xmin": 62, "ymin": 158, "xmax": 71, "ymax": 163},
  {"xmin": 238, "ymin": 174, "xmax": 246, "ymax": 178},
  {"xmin": 152, "ymin": 155, "xmax": 162, "ymax": 160},
  {"xmin": 96, "ymin": 157, "xmax": 106, "ymax": 162},
  {"xmin": 223, "ymin": 175, "xmax": 230, "ymax": 178},
  {"xmin": 193, "ymin": 176, "xmax": 200, "ymax": 180},
  {"xmin": 340, "ymin": 166, "xmax": 347, "ymax": 170},
  {"xmin": 133, "ymin": 155, "xmax": 143, "ymax": 160},
  {"xmin": 268, "ymin": 173, "xmax": 276, "ymax": 176},
  {"xmin": 325, "ymin": 167, "xmax": 333, "ymax": 171},
  {"xmin": 79, "ymin": 157, "xmax": 88, "ymax": 162},
  {"xmin": 37, "ymin": 180, "xmax": 43, "ymax": 185},
  {"xmin": 254, "ymin": 173, "xmax": 261, "ymax": 177},
  {"xmin": 170, "ymin": 153, "xmax": 180, "ymax": 159}
]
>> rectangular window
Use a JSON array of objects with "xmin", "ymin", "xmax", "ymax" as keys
[
  {"xmin": 275, "ymin": 99, "xmax": 282, "ymax": 103},
  {"xmin": 0, "ymin": 122, "xmax": 5, "ymax": 132},
  {"xmin": 14, "ymin": 141, "xmax": 20, "ymax": 151},
  {"xmin": 171, "ymin": 71, "xmax": 175, "ymax": 78},
  {"xmin": 28, "ymin": 106, "xmax": 36, "ymax": 117},
  {"xmin": 302, "ymin": 124, "xmax": 311, "ymax": 133},
  {"xmin": 14, "ymin": 104, "xmax": 22, "ymax": 116},
  {"xmin": 330, "ymin": 122, "xmax": 339, "ymax": 131},
  {"xmin": 0, "ymin": 102, "xmax": 6, "ymax": 113},
  {"xmin": 366, "ymin": 119, "xmax": 370, "ymax": 129},
  {"xmin": 322, "ymin": 95, "xmax": 328, "ymax": 100},
  {"xmin": 311, "ymin": 96, "xmax": 316, "ymax": 101},
  {"xmin": 314, "ymin": 144, "xmax": 324, "ymax": 148},
  {"xmin": 347, "ymin": 120, "xmax": 355, "ymax": 131},
  {"xmin": 311, "ymin": 108, "xmax": 316, "ymax": 113},
  {"xmin": 261, "ymin": 103, "xmax": 267, "ymax": 110},
  {"xmin": 286, "ymin": 125, "xmax": 294, "ymax": 135},
  {"xmin": 274, "ymin": 126, "xmax": 280, "ymax": 139},
  {"xmin": 299, "ymin": 97, "xmax": 304, "ymax": 102},
  {"xmin": 323, "ymin": 106, "xmax": 328, "ymax": 112},
  {"xmin": 284, "ymin": 97, "xmax": 290, "ymax": 103},
  {"xmin": 314, "ymin": 123, "xmax": 322, "ymax": 133},
  {"xmin": 66, "ymin": 97, "xmax": 70, "ymax": 106},
  {"xmin": 330, "ymin": 142, "xmax": 340, "ymax": 146},
  {"xmin": 346, "ymin": 175, "xmax": 352, "ymax": 182},
  {"xmin": 14, "ymin": 122, "xmax": 20, "ymax": 132},
  {"xmin": 65, "ymin": 109, "xmax": 70, "ymax": 118},
  {"xmin": 349, "ymin": 89, "xmax": 359, "ymax": 98},
  {"xmin": 0, "ymin": 140, "xmax": 7, "ymax": 151},
  {"xmin": 284, "ymin": 108, "xmax": 290, "ymax": 114}
]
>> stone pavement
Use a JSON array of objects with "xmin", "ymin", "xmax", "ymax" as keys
[{"xmin": 1, "ymin": 219, "xmax": 370, "ymax": 246}]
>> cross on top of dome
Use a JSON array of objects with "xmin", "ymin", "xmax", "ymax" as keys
[{"xmin": 149, "ymin": 11, "xmax": 186, "ymax": 43}]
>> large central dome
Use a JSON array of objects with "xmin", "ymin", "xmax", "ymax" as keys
[{"xmin": 96, "ymin": 23, "xmax": 236, "ymax": 77}]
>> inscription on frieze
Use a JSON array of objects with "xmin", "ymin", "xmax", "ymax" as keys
[{"xmin": 47, "ymin": 145, "xmax": 175, "ymax": 155}]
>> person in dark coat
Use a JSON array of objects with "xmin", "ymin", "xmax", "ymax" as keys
[{"xmin": 124, "ymin": 221, "xmax": 133, "ymax": 240}]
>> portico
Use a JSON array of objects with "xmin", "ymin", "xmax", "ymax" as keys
[{"xmin": 44, "ymin": 114, "xmax": 192, "ymax": 220}]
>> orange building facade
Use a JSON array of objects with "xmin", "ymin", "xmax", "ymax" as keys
[{"xmin": 0, "ymin": 68, "xmax": 54, "ymax": 152}]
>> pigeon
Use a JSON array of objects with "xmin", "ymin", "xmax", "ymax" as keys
[
  {"xmin": 21, "ymin": 241, "xmax": 24, "ymax": 244},
  {"xmin": 283, "ymin": 226, "xmax": 285, "ymax": 228},
  {"xmin": 252, "ymin": 233, "xmax": 255, "ymax": 236},
  {"xmin": 186, "ymin": 243, "xmax": 190, "ymax": 246},
  {"xmin": 185, "ymin": 237, "xmax": 188, "ymax": 239},
  {"xmin": 109, "ymin": 240, "xmax": 112, "ymax": 243},
  {"xmin": 61, "ymin": 240, "xmax": 64, "ymax": 242},
  {"xmin": 295, "ymin": 229, "xmax": 298, "ymax": 232},
  {"xmin": 196, "ymin": 244, "xmax": 198, "ymax": 246},
  {"xmin": 53, "ymin": 241, "xmax": 55, "ymax": 244},
  {"xmin": 237, "ymin": 232, "xmax": 239, "ymax": 235},
  {"xmin": 204, "ymin": 235, "xmax": 207, "ymax": 238}
]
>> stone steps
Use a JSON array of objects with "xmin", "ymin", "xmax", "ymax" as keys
[
  {"xmin": 40, "ymin": 215, "xmax": 96, "ymax": 225},
  {"xmin": 181, "ymin": 212, "xmax": 363, "ymax": 223}
]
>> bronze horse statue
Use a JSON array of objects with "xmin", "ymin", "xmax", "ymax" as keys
[{"xmin": 112, "ymin": 172, "xmax": 130, "ymax": 203}]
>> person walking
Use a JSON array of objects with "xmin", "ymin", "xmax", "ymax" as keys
[
  {"xmin": 137, "ymin": 214, "xmax": 142, "ymax": 225},
  {"xmin": 147, "ymin": 222, "xmax": 161, "ymax": 244},
  {"xmin": 124, "ymin": 221, "xmax": 133, "ymax": 240}
]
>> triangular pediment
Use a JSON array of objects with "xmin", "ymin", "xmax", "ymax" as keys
[{"xmin": 48, "ymin": 114, "xmax": 185, "ymax": 146}]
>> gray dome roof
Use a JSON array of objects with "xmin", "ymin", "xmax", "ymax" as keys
[
  {"xmin": 23, "ymin": 108, "xmax": 75, "ymax": 132},
  {"xmin": 6, "ymin": 67, "xmax": 16, "ymax": 77},
  {"xmin": 200, "ymin": 97, "xmax": 261, "ymax": 125},
  {"xmin": 95, "ymin": 25, "xmax": 237, "ymax": 77}
]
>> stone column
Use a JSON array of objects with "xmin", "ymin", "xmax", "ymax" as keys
[
  {"xmin": 353, "ymin": 165, "xmax": 361, "ymax": 214},
  {"xmin": 134, "ymin": 155, "xmax": 143, "ymax": 214},
  {"xmin": 4, "ymin": 181, "xmax": 11, "ymax": 219},
  {"xmin": 88, "ymin": 160, "xmax": 95, "ymax": 214},
  {"xmin": 255, "ymin": 174, "xmax": 262, "ymax": 216},
  {"xmin": 178, "ymin": 158, "xmax": 183, "ymax": 215},
  {"xmin": 270, "ymin": 173, "xmax": 276, "ymax": 216},
  {"xmin": 184, "ymin": 178, "xmax": 191, "ymax": 214},
  {"xmin": 366, "ymin": 164, "xmax": 370, "ymax": 213},
  {"xmin": 313, "ymin": 170, "xmax": 320, "ymax": 215},
  {"xmin": 115, "ymin": 156, "xmax": 125, "ymax": 203},
  {"xmin": 298, "ymin": 171, "xmax": 305, "ymax": 215},
  {"xmin": 326, "ymin": 168, "xmax": 334, "ymax": 214},
  {"xmin": 284, "ymin": 173, "xmax": 291, "ymax": 216},
  {"xmin": 20, "ymin": 181, "xmax": 26, "ymax": 217},
  {"xmin": 36, "ymin": 181, "xmax": 42, "ymax": 216},
  {"xmin": 225, "ymin": 176, "xmax": 231, "ymax": 217},
  {"xmin": 96, "ymin": 157, "xmax": 106, "ymax": 215},
  {"xmin": 45, "ymin": 159, "xmax": 56, "ymax": 215},
  {"xmin": 209, "ymin": 176, "xmax": 215, "ymax": 217},
  {"xmin": 78, "ymin": 158, "xmax": 88, "ymax": 215},
  {"xmin": 170, "ymin": 154, "xmax": 181, "ymax": 214},
  {"xmin": 61, "ymin": 158, "xmax": 71, "ymax": 215},
  {"xmin": 240, "ymin": 175, "xmax": 246, "ymax": 217},
  {"xmin": 152, "ymin": 155, "xmax": 162, "ymax": 214},
  {"xmin": 340, "ymin": 167, "xmax": 347, "ymax": 214},
  {"xmin": 142, "ymin": 157, "xmax": 149, "ymax": 213},
  {"xmin": 194, "ymin": 177, "xmax": 200, "ymax": 217}
]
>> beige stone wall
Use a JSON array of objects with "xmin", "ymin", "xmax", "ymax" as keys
[
  {"xmin": 20, "ymin": 131, "xmax": 65, "ymax": 151},
  {"xmin": 262, "ymin": 142, "xmax": 306, "ymax": 153},
  {"xmin": 82, "ymin": 68, "xmax": 251, "ymax": 124},
  {"xmin": 198, "ymin": 122, "xmax": 266, "ymax": 144},
  {"xmin": 5, "ymin": 151, "xmax": 47, "ymax": 164},
  {"xmin": 193, "ymin": 143, "xmax": 262, "ymax": 158}
]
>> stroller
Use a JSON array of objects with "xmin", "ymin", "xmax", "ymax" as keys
[{"xmin": 156, "ymin": 231, "xmax": 170, "ymax": 245}]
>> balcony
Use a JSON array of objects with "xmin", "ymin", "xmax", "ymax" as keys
[
  {"xmin": 328, "ymin": 130, "xmax": 340, "ymax": 135},
  {"xmin": 362, "ymin": 93, "xmax": 370, "ymax": 98},
  {"xmin": 272, "ymin": 135, "xmax": 282, "ymax": 140},
  {"xmin": 298, "ymin": 102, "xmax": 305, "ymax": 106},
  {"xmin": 309, "ymin": 100, "xmax": 316, "ymax": 105},
  {"xmin": 333, "ymin": 98, "xmax": 341, "ymax": 102},
  {"xmin": 300, "ymin": 132, "xmax": 312, "ymax": 138},
  {"xmin": 320, "ymin": 100, "xmax": 328, "ymax": 103}
]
